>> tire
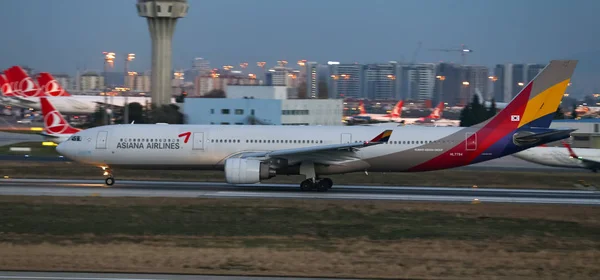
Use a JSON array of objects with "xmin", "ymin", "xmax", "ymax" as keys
[
  {"xmin": 105, "ymin": 177, "xmax": 115, "ymax": 186},
  {"xmin": 300, "ymin": 180, "xmax": 313, "ymax": 191},
  {"xmin": 321, "ymin": 178, "xmax": 333, "ymax": 189}
]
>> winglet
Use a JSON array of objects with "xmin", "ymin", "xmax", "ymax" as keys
[
  {"xmin": 369, "ymin": 129, "xmax": 393, "ymax": 143},
  {"xmin": 562, "ymin": 141, "xmax": 579, "ymax": 159}
]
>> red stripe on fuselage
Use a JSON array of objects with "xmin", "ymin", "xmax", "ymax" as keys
[{"xmin": 407, "ymin": 83, "xmax": 533, "ymax": 171}]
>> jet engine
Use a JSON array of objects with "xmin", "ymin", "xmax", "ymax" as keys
[{"xmin": 224, "ymin": 158, "xmax": 276, "ymax": 184}]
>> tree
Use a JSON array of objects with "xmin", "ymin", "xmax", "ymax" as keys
[
  {"xmin": 202, "ymin": 89, "xmax": 226, "ymax": 98},
  {"xmin": 487, "ymin": 98, "xmax": 497, "ymax": 119},
  {"xmin": 553, "ymin": 106, "xmax": 565, "ymax": 119},
  {"xmin": 318, "ymin": 80, "xmax": 329, "ymax": 99},
  {"xmin": 147, "ymin": 104, "xmax": 184, "ymax": 124},
  {"xmin": 83, "ymin": 104, "xmax": 108, "ymax": 128},
  {"xmin": 459, "ymin": 104, "xmax": 472, "ymax": 127},
  {"xmin": 460, "ymin": 95, "xmax": 496, "ymax": 127},
  {"xmin": 127, "ymin": 102, "xmax": 145, "ymax": 123},
  {"xmin": 571, "ymin": 107, "xmax": 578, "ymax": 119}
]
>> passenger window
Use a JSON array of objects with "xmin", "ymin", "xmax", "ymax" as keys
[{"xmin": 221, "ymin": 109, "xmax": 230, "ymax": 114}]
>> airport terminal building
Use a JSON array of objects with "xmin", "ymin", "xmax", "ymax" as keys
[
  {"xmin": 550, "ymin": 119, "xmax": 600, "ymax": 148},
  {"xmin": 183, "ymin": 86, "xmax": 343, "ymax": 126}
]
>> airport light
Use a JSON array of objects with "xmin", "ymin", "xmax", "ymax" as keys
[
  {"xmin": 517, "ymin": 82, "xmax": 524, "ymax": 86},
  {"xmin": 103, "ymin": 52, "xmax": 116, "ymax": 68},
  {"xmin": 488, "ymin": 75, "xmax": 498, "ymax": 82},
  {"xmin": 297, "ymin": 60, "xmax": 307, "ymax": 66},
  {"xmin": 387, "ymin": 74, "xmax": 396, "ymax": 80},
  {"xmin": 436, "ymin": 75, "xmax": 446, "ymax": 81},
  {"xmin": 239, "ymin": 62, "xmax": 248, "ymax": 69},
  {"xmin": 462, "ymin": 81, "xmax": 470, "ymax": 86}
]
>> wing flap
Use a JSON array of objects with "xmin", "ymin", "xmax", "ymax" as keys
[{"xmin": 239, "ymin": 129, "xmax": 393, "ymax": 160}]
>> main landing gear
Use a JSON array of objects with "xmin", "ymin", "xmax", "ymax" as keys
[
  {"xmin": 300, "ymin": 178, "xmax": 333, "ymax": 192},
  {"xmin": 102, "ymin": 167, "xmax": 114, "ymax": 186},
  {"xmin": 298, "ymin": 161, "xmax": 333, "ymax": 192}
]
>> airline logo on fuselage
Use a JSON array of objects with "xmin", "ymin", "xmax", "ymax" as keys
[{"xmin": 116, "ymin": 137, "xmax": 181, "ymax": 150}]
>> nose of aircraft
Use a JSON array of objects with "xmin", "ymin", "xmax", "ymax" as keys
[{"xmin": 56, "ymin": 141, "xmax": 68, "ymax": 156}]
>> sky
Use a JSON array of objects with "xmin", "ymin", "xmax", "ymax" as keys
[{"xmin": 1, "ymin": 0, "xmax": 599, "ymax": 94}]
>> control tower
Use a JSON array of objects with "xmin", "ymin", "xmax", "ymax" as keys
[{"xmin": 136, "ymin": 0, "xmax": 188, "ymax": 106}]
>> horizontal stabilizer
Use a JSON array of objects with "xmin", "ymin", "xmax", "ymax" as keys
[{"xmin": 514, "ymin": 128, "xmax": 576, "ymax": 146}]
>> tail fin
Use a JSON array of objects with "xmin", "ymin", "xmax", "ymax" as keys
[
  {"xmin": 0, "ymin": 74, "xmax": 16, "ymax": 96},
  {"xmin": 40, "ymin": 97, "xmax": 80, "ymax": 135},
  {"xmin": 474, "ymin": 60, "xmax": 577, "ymax": 130},
  {"xmin": 390, "ymin": 100, "xmax": 403, "ymax": 118},
  {"xmin": 562, "ymin": 141, "xmax": 579, "ymax": 159},
  {"xmin": 5, "ymin": 66, "xmax": 43, "ymax": 97},
  {"xmin": 428, "ymin": 102, "xmax": 444, "ymax": 119},
  {"xmin": 358, "ymin": 100, "xmax": 367, "ymax": 115},
  {"xmin": 37, "ymin": 73, "xmax": 71, "ymax": 97}
]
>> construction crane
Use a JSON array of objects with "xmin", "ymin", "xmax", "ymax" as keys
[
  {"xmin": 410, "ymin": 41, "xmax": 422, "ymax": 65},
  {"xmin": 429, "ymin": 44, "xmax": 473, "ymax": 65}
]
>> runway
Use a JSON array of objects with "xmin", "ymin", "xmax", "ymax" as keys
[
  {"xmin": 1, "ymin": 178, "xmax": 599, "ymax": 205},
  {"xmin": 0, "ymin": 153, "xmax": 587, "ymax": 173},
  {"xmin": 0, "ymin": 271, "xmax": 356, "ymax": 280}
]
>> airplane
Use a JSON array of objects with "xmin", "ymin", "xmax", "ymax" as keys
[
  {"xmin": 1, "ymin": 66, "xmax": 173, "ymax": 114},
  {"xmin": 38, "ymin": 96, "xmax": 81, "ymax": 143},
  {"xmin": 56, "ymin": 60, "xmax": 578, "ymax": 191},
  {"xmin": 399, "ymin": 102, "xmax": 446, "ymax": 125},
  {"xmin": 512, "ymin": 141, "xmax": 600, "ymax": 172},
  {"xmin": 346, "ymin": 100, "xmax": 404, "ymax": 123}
]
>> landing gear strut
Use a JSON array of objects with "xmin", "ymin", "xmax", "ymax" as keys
[
  {"xmin": 299, "ymin": 178, "xmax": 333, "ymax": 192},
  {"xmin": 102, "ymin": 167, "xmax": 114, "ymax": 186}
]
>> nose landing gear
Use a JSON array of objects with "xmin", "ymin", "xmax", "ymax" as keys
[{"xmin": 102, "ymin": 167, "xmax": 114, "ymax": 186}]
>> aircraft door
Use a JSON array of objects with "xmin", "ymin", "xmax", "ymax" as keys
[
  {"xmin": 341, "ymin": 133, "xmax": 352, "ymax": 144},
  {"xmin": 192, "ymin": 132, "xmax": 205, "ymax": 150},
  {"xmin": 96, "ymin": 131, "xmax": 108, "ymax": 149},
  {"xmin": 465, "ymin": 132, "xmax": 477, "ymax": 151}
]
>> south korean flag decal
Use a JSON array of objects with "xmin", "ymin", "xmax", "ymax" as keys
[{"xmin": 511, "ymin": 115, "xmax": 520, "ymax": 122}]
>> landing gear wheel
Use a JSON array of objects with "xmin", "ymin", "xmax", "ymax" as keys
[
  {"xmin": 300, "ymin": 179, "xmax": 313, "ymax": 191},
  {"xmin": 315, "ymin": 181, "xmax": 329, "ymax": 192},
  {"xmin": 321, "ymin": 178, "xmax": 333, "ymax": 189},
  {"xmin": 105, "ymin": 177, "xmax": 115, "ymax": 186}
]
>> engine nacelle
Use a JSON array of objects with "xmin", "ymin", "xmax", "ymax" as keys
[{"xmin": 224, "ymin": 158, "xmax": 276, "ymax": 184}]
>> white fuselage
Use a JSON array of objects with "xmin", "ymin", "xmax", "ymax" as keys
[
  {"xmin": 351, "ymin": 113, "xmax": 400, "ymax": 123},
  {"xmin": 1, "ymin": 96, "xmax": 176, "ymax": 114},
  {"xmin": 430, "ymin": 118, "xmax": 460, "ymax": 127},
  {"xmin": 513, "ymin": 147, "xmax": 600, "ymax": 169},
  {"xmin": 57, "ymin": 124, "xmax": 468, "ymax": 174}
]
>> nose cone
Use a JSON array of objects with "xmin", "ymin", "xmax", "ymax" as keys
[{"xmin": 56, "ymin": 142, "xmax": 69, "ymax": 157}]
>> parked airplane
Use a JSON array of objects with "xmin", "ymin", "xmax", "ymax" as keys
[
  {"xmin": 512, "ymin": 142, "xmax": 600, "ymax": 172},
  {"xmin": 347, "ymin": 100, "xmax": 404, "ymax": 123},
  {"xmin": 1, "ymin": 66, "xmax": 171, "ymax": 114},
  {"xmin": 400, "ymin": 102, "xmax": 446, "ymax": 125},
  {"xmin": 56, "ymin": 60, "xmax": 578, "ymax": 191},
  {"xmin": 39, "ymin": 97, "xmax": 81, "ymax": 143}
]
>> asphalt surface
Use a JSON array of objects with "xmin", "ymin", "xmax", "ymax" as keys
[
  {"xmin": 0, "ymin": 271, "xmax": 357, "ymax": 280},
  {"xmin": 1, "ymin": 179, "xmax": 598, "ymax": 205},
  {"xmin": 0, "ymin": 153, "xmax": 586, "ymax": 173},
  {"xmin": 0, "ymin": 131, "xmax": 43, "ymax": 147}
]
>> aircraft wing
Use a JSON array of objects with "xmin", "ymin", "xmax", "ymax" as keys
[
  {"xmin": 4, "ymin": 95, "xmax": 38, "ymax": 105},
  {"xmin": 236, "ymin": 129, "xmax": 393, "ymax": 164},
  {"xmin": 563, "ymin": 141, "xmax": 600, "ymax": 170}
]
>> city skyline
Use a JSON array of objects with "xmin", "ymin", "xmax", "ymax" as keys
[{"xmin": 1, "ymin": 0, "xmax": 599, "ymax": 95}]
